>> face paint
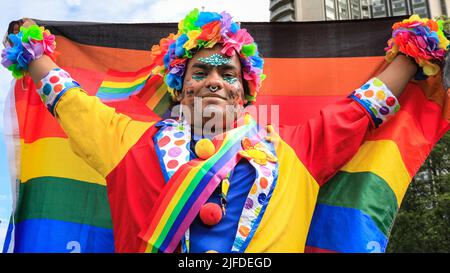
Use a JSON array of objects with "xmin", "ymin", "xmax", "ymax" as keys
[
  {"xmin": 198, "ymin": 53, "xmax": 231, "ymax": 67},
  {"xmin": 192, "ymin": 75, "xmax": 206, "ymax": 82},
  {"xmin": 224, "ymin": 77, "xmax": 238, "ymax": 85}
]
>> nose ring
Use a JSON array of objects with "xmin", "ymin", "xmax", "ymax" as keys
[{"xmin": 209, "ymin": 86, "xmax": 219, "ymax": 92}]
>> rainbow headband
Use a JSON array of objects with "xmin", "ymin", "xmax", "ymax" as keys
[{"xmin": 150, "ymin": 8, "xmax": 266, "ymax": 103}]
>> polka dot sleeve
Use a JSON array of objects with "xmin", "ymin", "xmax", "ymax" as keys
[
  {"xmin": 348, "ymin": 78, "xmax": 400, "ymax": 128},
  {"xmin": 36, "ymin": 67, "xmax": 81, "ymax": 116}
]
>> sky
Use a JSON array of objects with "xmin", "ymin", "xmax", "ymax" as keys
[{"xmin": 0, "ymin": 0, "xmax": 270, "ymax": 249}]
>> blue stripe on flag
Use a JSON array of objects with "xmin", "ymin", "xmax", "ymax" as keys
[
  {"xmin": 14, "ymin": 219, "xmax": 114, "ymax": 253},
  {"xmin": 306, "ymin": 204, "xmax": 388, "ymax": 253}
]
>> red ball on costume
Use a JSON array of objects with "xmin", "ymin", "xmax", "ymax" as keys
[{"xmin": 199, "ymin": 202, "xmax": 223, "ymax": 226}]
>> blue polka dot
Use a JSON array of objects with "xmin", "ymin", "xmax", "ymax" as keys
[
  {"xmin": 160, "ymin": 149, "xmax": 166, "ymax": 157},
  {"xmin": 167, "ymin": 170, "xmax": 175, "ymax": 177},
  {"xmin": 361, "ymin": 84, "xmax": 370, "ymax": 90},
  {"xmin": 43, "ymin": 84, "xmax": 52, "ymax": 95},
  {"xmin": 174, "ymin": 132, "xmax": 184, "ymax": 138},
  {"xmin": 64, "ymin": 81, "xmax": 73, "ymax": 87},
  {"xmin": 234, "ymin": 237, "xmax": 245, "ymax": 246},
  {"xmin": 258, "ymin": 193, "xmax": 267, "ymax": 205},
  {"xmin": 375, "ymin": 118, "xmax": 383, "ymax": 125}
]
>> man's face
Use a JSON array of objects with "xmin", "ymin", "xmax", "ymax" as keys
[{"xmin": 177, "ymin": 45, "xmax": 247, "ymax": 130}]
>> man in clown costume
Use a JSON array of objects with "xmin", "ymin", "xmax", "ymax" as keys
[{"xmin": 2, "ymin": 9, "xmax": 448, "ymax": 253}]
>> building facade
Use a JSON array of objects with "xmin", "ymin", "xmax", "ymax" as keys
[{"xmin": 270, "ymin": 0, "xmax": 450, "ymax": 22}]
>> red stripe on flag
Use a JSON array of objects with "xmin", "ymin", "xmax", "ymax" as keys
[{"xmin": 304, "ymin": 245, "xmax": 339, "ymax": 253}]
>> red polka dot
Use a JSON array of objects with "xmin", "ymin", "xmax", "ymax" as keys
[
  {"xmin": 49, "ymin": 76, "xmax": 60, "ymax": 83},
  {"xmin": 259, "ymin": 177, "xmax": 268, "ymax": 189},
  {"xmin": 167, "ymin": 160, "xmax": 179, "ymax": 169},
  {"xmin": 386, "ymin": 97, "xmax": 396, "ymax": 106},
  {"xmin": 36, "ymin": 81, "xmax": 43, "ymax": 89},
  {"xmin": 355, "ymin": 93, "xmax": 362, "ymax": 99},
  {"xmin": 54, "ymin": 84, "xmax": 63, "ymax": 92},
  {"xmin": 158, "ymin": 136, "xmax": 170, "ymax": 147}
]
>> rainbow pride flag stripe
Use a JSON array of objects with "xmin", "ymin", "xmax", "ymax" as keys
[
  {"xmin": 139, "ymin": 118, "xmax": 262, "ymax": 253},
  {"xmin": 96, "ymin": 65, "xmax": 153, "ymax": 101},
  {"xmin": 97, "ymin": 65, "xmax": 173, "ymax": 116}
]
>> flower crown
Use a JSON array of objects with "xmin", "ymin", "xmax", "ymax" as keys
[{"xmin": 150, "ymin": 8, "xmax": 265, "ymax": 104}]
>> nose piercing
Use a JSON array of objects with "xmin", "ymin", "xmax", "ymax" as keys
[{"xmin": 209, "ymin": 86, "xmax": 219, "ymax": 92}]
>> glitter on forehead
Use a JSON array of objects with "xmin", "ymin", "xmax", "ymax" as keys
[{"xmin": 198, "ymin": 54, "xmax": 231, "ymax": 67}]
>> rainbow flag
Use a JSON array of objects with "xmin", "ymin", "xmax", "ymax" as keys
[{"xmin": 2, "ymin": 17, "xmax": 449, "ymax": 253}]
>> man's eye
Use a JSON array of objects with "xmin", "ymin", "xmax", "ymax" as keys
[{"xmin": 223, "ymin": 75, "xmax": 238, "ymax": 84}]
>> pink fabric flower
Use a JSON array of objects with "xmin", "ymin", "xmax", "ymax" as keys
[{"xmin": 221, "ymin": 29, "xmax": 254, "ymax": 56}]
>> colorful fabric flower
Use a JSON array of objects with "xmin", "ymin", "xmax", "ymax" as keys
[
  {"xmin": 385, "ymin": 14, "xmax": 450, "ymax": 78},
  {"xmin": 1, "ymin": 25, "xmax": 57, "ymax": 79}
]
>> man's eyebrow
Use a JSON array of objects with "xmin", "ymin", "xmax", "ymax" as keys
[{"xmin": 191, "ymin": 63, "xmax": 209, "ymax": 69}]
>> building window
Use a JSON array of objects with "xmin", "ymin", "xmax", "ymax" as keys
[
  {"xmin": 391, "ymin": 0, "xmax": 407, "ymax": 16},
  {"xmin": 325, "ymin": 0, "xmax": 335, "ymax": 9},
  {"xmin": 338, "ymin": 0, "xmax": 349, "ymax": 19},
  {"xmin": 326, "ymin": 6, "xmax": 337, "ymax": 20},
  {"xmin": 372, "ymin": 0, "xmax": 387, "ymax": 18},
  {"xmin": 411, "ymin": 0, "xmax": 429, "ymax": 17},
  {"xmin": 350, "ymin": 0, "xmax": 361, "ymax": 19}
]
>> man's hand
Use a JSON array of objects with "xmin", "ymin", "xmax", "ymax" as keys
[{"xmin": 3, "ymin": 18, "xmax": 59, "ymax": 83}]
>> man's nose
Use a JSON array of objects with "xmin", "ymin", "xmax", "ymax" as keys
[{"xmin": 205, "ymin": 71, "xmax": 224, "ymax": 91}]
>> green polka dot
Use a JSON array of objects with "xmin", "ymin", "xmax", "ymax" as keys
[
  {"xmin": 394, "ymin": 105, "xmax": 400, "ymax": 113},
  {"xmin": 40, "ymin": 94, "xmax": 46, "ymax": 102},
  {"xmin": 373, "ymin": 78, "xmax": 383, "ymax": 87},
  {"xmin": 370, "ymin": 107, "xmax": 378, "ymax": 115}
]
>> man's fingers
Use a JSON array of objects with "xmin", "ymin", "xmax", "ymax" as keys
[
  {"xmin": 22, "ymin": 18, "xmax": 37, "ymax": 28},
  {"xmin": 3, "ymin": 18, "xmax": 38, "ymax": 48}
]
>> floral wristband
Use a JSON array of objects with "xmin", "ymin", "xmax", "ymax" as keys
[
  {"xmin": 36, "ymin": 68, "xmax": 80, "ymax": 115},
  {"xmin": 1, "ymin": 25, "xmax": 56, "ymax": 79},
  {"xmin": 385, "ymin": 15, "xmax": 450, "ymax": 79},
  {"xmin": 349, "ymin": 78, "xmax": 400, "ymax": 128}
]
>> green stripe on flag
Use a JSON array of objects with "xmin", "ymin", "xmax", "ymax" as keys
[
  {"xmin": 317, "ymin": 171, "xmax": 398, "ymax": 236},
  {"xmin": 15, "ymin": 177, "xmax": 113, "ymax": 229},
  {"xmin": 152, "ymin": 92, "xmax": 173, "ymax": 116}
]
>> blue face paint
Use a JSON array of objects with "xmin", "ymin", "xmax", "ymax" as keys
[
  {"xmin": 224, "ymin": 77, "xmax": 238, "ymax": 84},
  {"xmin": 192, "ymin": 75, "xmax": 206, "ymax": 81},
  {"xmin": 198, "ymin": 53, "xmax": 231, "ymax": 66}
]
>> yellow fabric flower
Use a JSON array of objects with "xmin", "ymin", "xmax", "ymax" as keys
[{"xmin": 183, "ymin": 30, "xmax": 201, "ymax": 50}]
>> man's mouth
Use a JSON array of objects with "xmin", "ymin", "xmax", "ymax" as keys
[{"xmin": 199, "ymin": 94, "xmax": 227, "ymax": 101}]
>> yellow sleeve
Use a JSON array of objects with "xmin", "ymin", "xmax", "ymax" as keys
[{"xmin": 54, "ymin": 87, "xmax": 154, "ymax": 177}]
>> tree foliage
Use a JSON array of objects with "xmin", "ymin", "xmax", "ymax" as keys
[{"xmin": 387, "ymin": 132, "xmax": 450, "ymax": 252}]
